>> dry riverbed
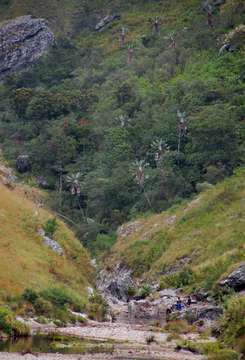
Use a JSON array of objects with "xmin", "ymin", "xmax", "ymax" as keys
[{"xmin": 0, "ymin": 321, "xmax": 205, "ymax": 360}]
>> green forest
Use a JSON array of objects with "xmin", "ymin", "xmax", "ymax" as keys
[{"xmin": 0, "ymin": 0, "xmax": 244, "ymax": 255}]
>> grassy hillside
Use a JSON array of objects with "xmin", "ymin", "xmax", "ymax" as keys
[
  {"xmin": 108, "ymin": 168, "xmax": 245, "ymax": 292},
  {"xmin": 0, "ymin": 180, "xmax": 93, "ymax": 301}
]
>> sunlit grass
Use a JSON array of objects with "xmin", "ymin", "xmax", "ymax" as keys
[{"xmin": 0, "ymin": 182, "xmax": 93, "ymax": 301}]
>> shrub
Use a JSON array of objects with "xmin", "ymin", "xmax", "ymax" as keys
[
  {"xmin": 90, "ymin": 233, "xmax": 117, "ymax": 256},
  {"xmin": 12, "ymin": 320, "xmax": 30, "ymax": 337},
  {"xmin": 43, "ymin": 218, "xmax": 59, "ymax": 238},
  {"xmin": 36, "ymin": 316, "xmax": 50, "ymax": 324},
  {"xmin": 34, "ymin": 298, "xmax": 53, "ymax": 316},
  {"xmin": 22, "ymin": 288, "xmax": 39, "ymax": 304},
  {"xmin": 0, "ymin": 307, "xmax": 14, "ymax": 334},
  {"xmin": 41, "ymin": 286, "xmax": 84, "ymax": 311},
  {"xmin": 219, "ymin": 295, "xmax": 245, "ymax": 353},
  {"xmin": 196, "ymin": 182, "xmax": 214, "ymax": 193},
  {"xmin": 161, "ymin": 267, "xmax": 195, "ymax": 288},
  {"xmin": 138, "ymin": 284, "xmax": 151, "ymax": 299},
  {"xmin": 127, "ymin": 286, "xmax": 136, "ymax": 297},
  {"xmin": 207, "ymin": 349, "xmax": 239, "ymax": 360},
  {"xmin": 165, "ymin": 320, "xmax": 196, "ymax": 334},
  {"xmin": 0, "ymin": 307, "xmax": 30, "ymax": 337},
  {"xmin": 88, "ymin": 293, "xmax": 108, "ymax": 322}
]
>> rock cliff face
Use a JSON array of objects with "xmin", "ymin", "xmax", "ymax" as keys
[
  {"xmin": 219, "ymin": 263, "xmax": 245, "ymax": 291},
  {"xmin": 0, "ymin": 15, "xmax": 55, "ymax": 79}
]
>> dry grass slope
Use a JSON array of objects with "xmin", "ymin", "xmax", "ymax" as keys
[{"xmin": 0, "ymin": 181, "xmax": 93, "ymax": 301}]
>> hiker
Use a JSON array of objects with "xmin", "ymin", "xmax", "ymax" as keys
[
  {"xmin": 176, "ymin": 297, "xmax": 183, "ymax": 311},
  {"xmin": 186, "ymin": 296, "xmax": 192, "ymax": 307},
  {"xmin": 219, "ymin": 43, "xmax": 232, "ymax": 55},
  {"xmin": 166, "ymin": 307, "xmax": 172, "ymax": 322}
]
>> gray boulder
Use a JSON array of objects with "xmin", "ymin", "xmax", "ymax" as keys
[
  {"xmin": 0, "ymin": 15, "xmax": 55, "ymax": 79},
  {"xmin": 98, "ymin": 264, "xmax": 134, "ymax": 301},
  {"xmin": 95, "ymin": 14, "xmax": 121, "ymax": 31},
  {"xmin": 185, "ymin": 306, "xmax": 223, "ymax": 323},
  {"xmin": 219, "ymin": 263, "xmax": 245, "ymax": 291},
  {"xmin": 43, "ymin": 236, "xmax": 64, "ymax": 255},
  {"xmin": 37, "ymin": 228, "xmax": 64, "ymax": 256},
  {"xmin": 202, "ymin": 0, "xmax": 225, "ymax": 13},
  {"xmin": 16, "ymin": 155, "xmax": 31, "ymax": 173}
]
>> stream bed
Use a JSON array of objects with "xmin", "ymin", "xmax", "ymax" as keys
[{"xmin": 0, "ymin": 334, "xmax": 114, "ymax": 355}]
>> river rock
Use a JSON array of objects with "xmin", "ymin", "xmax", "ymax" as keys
[
  {"xmin": 0, "ymin": 15, "xmax": 55, "ymax": 79},
  {"xmin": 16, "ymin": 155, "xmax": 31, "ymax": 173},
  {"xmin": 219, "ymin": 263, "xmax": 245, "ymax": 291},
  {"xmin": 95, "ymin": 14, "xmax": 121, "ymax": 31}
]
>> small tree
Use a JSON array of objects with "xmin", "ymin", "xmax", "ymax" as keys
[
  {"xmin": 66, "ymin": 172, "xmax": 87, "ymax": 220},
  {"xmin": 166, "ymin": 32, "xmax": 176, "ymax": 48},
  {"xmin": 43, "ymin": 218, "xmax": 59, "ymax": 238}
]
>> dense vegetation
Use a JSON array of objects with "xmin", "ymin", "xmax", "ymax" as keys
[{"xmin": 0, "ymin": 0, "xmax": 244, "ymax": 253}]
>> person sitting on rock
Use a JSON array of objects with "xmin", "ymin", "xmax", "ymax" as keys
[
  {"xmin": 186, "ymin": 296, "xmax": 192, "ymax": 307},
  {"xmin": 176, "ymin": 297, "xmax": 183, "ymax": 311},
  {"xmin": 166, "ymin": 307, "xmax": 172, "ymax": 322}
]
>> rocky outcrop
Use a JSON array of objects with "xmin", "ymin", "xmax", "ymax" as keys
[
  {"xmin": 185, "ymin": 305, "xmax": 223, "ymax": 323},
  {"xmin": 38, "ymin": 228, "xmax": 64, "ymax": 256},
  {"xmin": 219, "ymin": 263, "xmax": 245, "ymax": 291},
  {"xmin": 95, "ymin": 14, "xmax": 121, "ymax": 31},
  {"xmin": 0, "ymin": 15, "xmax": 55, "ymax": 79},
  {"xmin": 98, "ymin": 264, "xmax": 135, "ymax": 302},
  {"xmin": 202, "ymin": 0, "xmax": 225, "ymax": 13},
  {"xmin": 0, "ymin": 163, "xmax": 17, "ymax": 187},
  {"xmin": 117, "ymin": 220, "xmax": 144, "ymax": 238}
]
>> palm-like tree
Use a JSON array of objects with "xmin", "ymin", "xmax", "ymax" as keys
[
  {"xmin": 151, "ymin": 138, "xmax": 169, "ymax": 163},
  {"xmin": 132, "ymin": 159, "xmax": 149, "ymax": 187},
  {"xmin": 66, "ymin": 172, "xmax": 82, "ymax": 195},
  {"xmin": 115, "ymin": 114, "xmax": 130, "ymax": 127},
  {"xmin": 66, "ymin": 172, "xmax": 87, "ymax": 220}
]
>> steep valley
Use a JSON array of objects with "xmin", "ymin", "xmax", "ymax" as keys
[{"xmin": 0, "ymin": 0, "xmax": 245, "ymax": 359}]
